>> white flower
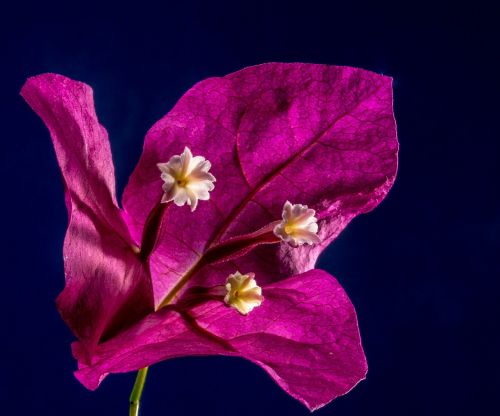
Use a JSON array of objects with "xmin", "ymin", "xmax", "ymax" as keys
[
  {"xmin": 157, "ymin": 147, "xmax": 216, "ymax": 211},
  {"xmin": 273, "ymin": 201, "xmax": 320, "ymax": 246},
  {"xmin": 224, "ymin": 271, "xmax": 263, "ymax": 315}
]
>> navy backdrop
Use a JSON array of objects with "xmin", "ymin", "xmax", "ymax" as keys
[{"xmin": 2, "ymin": 1, "xmax": 499, "ymax": 415}]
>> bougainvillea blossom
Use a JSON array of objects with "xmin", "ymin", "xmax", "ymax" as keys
[
  {"xmin": 223, "ymin": 271, "xmax": 263, "ymax": 314},
  {"xmin": 21, "ymin": 63, "xmax": 398, "ymax": 411},
  {"xmin": 157, "ymin": 146, "xmax": 216, "ymax": 211},
  {"xmin": 273, "ymin": 201, "xmax": 320, "ymax": 246}
]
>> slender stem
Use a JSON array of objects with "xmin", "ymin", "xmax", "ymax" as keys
[{"xmin": 129, "ymin": 367, "xmax": 149, "ymax": 416}]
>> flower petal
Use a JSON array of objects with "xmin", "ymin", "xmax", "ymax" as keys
[
  {"xmin": 73, "ymin": 269, "xmax": 366, "ymax": 411},
  {"xmin": 121, "ymin": 63, "xmax": 398, "ymax": 307},
  {"xmin": 21, "ymin": 74, "xmax": 153, "ymax": 349}
]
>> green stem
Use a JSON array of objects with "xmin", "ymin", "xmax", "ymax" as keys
[{"xmin": 129, "ymin": 367, "xmax": 149, "ymax": 416}]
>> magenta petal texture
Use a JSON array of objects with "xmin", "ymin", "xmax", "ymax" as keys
[
  {"xmin": 74, "ymin": 270, "xmax": 367, "ymax": 411},
  {"xmin": 21, "ymin": 75, "xmax": 153, "ymax": 352},
  {"xmin": 123, "ymin": 63, "xmax": 398, "ymax": 306},
  {"xmin": 21, "ymin": 63, "xmax": 398, "ymax": 411}
]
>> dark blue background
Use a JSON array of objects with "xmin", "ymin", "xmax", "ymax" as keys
[{"xmin": 2, "ymin": 1, "xmax": 499, "ymax": 415}]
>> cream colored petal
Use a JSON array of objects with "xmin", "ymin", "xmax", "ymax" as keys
[{"xmin": 173, "ymin": 187, "xmax": 189, "ymax": 206}]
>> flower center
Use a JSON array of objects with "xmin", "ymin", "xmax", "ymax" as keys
[{"xmin": 176, "ymin": 177, "xmax": 188, "ymax": 187}]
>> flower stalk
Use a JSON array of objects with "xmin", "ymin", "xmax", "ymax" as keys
[{"xmin": 129, "ymin": 367, "xmax": 149, "ymax": 416}]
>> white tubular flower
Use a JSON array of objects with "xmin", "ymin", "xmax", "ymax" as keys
[
  {"xmin": 157, "ymin": 147, "xmax": 216, "ymax": 211},
  {"xmin": 273, "ymin": 201, "xmax": 320, "ymax": 246},
  {"xmin": 224, "ymin": 272, "xmax": 263, "ymax": 315}
]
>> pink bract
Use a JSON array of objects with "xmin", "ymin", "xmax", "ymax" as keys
[{"xmin": 21, "ymin": 63, "xmax": 398, "ymax": 411}]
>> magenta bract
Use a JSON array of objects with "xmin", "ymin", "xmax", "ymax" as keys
[{"xmin": 21, "ymin": 63, "xmax": 398, "ymax": 410}]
